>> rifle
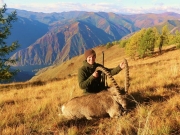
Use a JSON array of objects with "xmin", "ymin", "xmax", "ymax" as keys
[{"xmin": 102, "ymin": 51, "xmax": 107, "ymax": 88}]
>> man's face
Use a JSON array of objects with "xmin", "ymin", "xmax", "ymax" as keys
[{"xmin": 87, "ymin": 55, "xmax": 96, "ymax": 65}]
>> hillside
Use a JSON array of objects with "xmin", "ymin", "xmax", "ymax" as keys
[
  {"xmin": 125, "ymin": 12, "xmax": 180, "ymax": 28},
  {"xmin": 0, "ymin": 44, "xmax": 179, "ymax": 134},
  {"xmin": 5, "ymin": 10, "xmax": 180, "ymax": 73},
  {"xmin": 9, "ymin": 17, "xmax": 49, "ymax": 52},
  {"xmin": 30, "ymin": 44, "xmax": 126, "ymax": 82},
  {"xmin": 156, "ymin": 20, "xmax": 180, "ymax": 33},
  {"xmin": 11, "ymin": 12, "xmax": 138, "ymax": 68},
  {"xmin": 30, "ymin": 44, "xmax": 179, "ymax": 82}
]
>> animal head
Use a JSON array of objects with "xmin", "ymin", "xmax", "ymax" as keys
[{"xmin": 108, "ymin": 87, "xmax": 128, "ymax": 110}]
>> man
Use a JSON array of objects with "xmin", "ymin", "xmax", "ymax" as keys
[{"xmin": 78, "ymin": 49, "xmax": 125, "ymax": 93}]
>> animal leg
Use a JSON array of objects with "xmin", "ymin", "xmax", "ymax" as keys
[
  {"xmin": 85, "ymin": 116, "xmax": 93, "ymax": 120},
  {"xmin": 108, "ymin": 110, "xmax": 122, "ymax": 118}
]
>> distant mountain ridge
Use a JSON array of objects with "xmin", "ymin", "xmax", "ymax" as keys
[
  {"xmin": 5, "ymin": 9, "xmax": 180, "ymax": 73},
  {"xmin": 9, "ymin": 17, "xmax": 49, "ymax": 52},
  {"xmin": 122, "ymin": 12, "xmax": 180, "ymax": 28},
  {"xmin": 10, "ymin": 11, "xmax": 139, "ymax": 67}
]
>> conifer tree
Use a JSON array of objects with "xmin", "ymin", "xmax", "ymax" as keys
[
  {"xmin": 175, "ymin": 30, "xmax": 180, "ymax": 49},
  {"xmin": 135, "ymin": 28, "xmax": 146, "ymax": 58},
  {"xmin": 119, "ymin": 39, "xmax": 128, "ymax": 48},
  {"xmin": 139, "ymin": 28, "xmax": 156, "ymax": 58},
  {"xmin": 159, "ymin": 25, "xmax": 169, "ymax": 54},
  {"xmin": 125, "ymin": 29, "xmax": 145, "ymax": 59},
  {"xmin": 0, "ymin": 4, "xmax": 20, "ymax": 81},
  {"xmin": 152, "ymin": 27, "xmax": 160, "ymax": 47}
]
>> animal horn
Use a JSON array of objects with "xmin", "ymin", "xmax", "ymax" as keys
[
  {"xmin": 123, "ymin": 58, "xmax": 130, "ymax": 93},
  {"xmin": 96, "ymin": 58, "xmax": 130, "ymax": 94},
  {"xmin": 95, "ymin": 66, "xmax": 122, "ymax": 93}
]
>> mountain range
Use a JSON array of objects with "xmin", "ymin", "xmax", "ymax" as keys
[{"xmin": 5, "ymin": 9, "xmax": 180, "ymax": 81}]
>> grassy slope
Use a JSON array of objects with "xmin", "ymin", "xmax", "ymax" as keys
[
  {"xmin": 0, "ymin": 45, "xmax": 180, "ymax": 135},
  {"xmin": 30, "ymin": 45, "xmax": 126, "ymax": 82}
]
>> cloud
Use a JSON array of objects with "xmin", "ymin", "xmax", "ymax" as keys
[
  {"xmin": 8, "ymin": 2, "xmax": 118, "ymax": 13},
  {"xmin": 5, "ymin": 2, "xmax": 180, "ymax": 14},
  {"xmin": 0, "ymin": 0, "xmax": 4, "ymax": 3},
  {"xmin": 0, "ymin": 0, "xmax": 4, "ymax": 6}
]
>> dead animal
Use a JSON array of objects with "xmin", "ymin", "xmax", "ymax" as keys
[{"xmin": 60, "ymin": 59, "xmax": 130, "ymax": 120}]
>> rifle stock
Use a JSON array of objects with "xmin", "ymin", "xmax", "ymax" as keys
[{"xmin": 102, "ymin": 51, "xmax": 107, "ymax": 87}]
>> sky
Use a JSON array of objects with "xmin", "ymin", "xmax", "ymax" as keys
[{"xmin": 0, "ymin": 0, "xmax": 180, "ymax": 14}]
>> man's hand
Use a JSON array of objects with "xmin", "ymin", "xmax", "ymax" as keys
[
  {"xmin": 119, "ymin": 61, "xmax": 125, "ymax": 69},
  {"xmin": 92, "ymin": 71, "xmax": 99, "ymax": 78}
]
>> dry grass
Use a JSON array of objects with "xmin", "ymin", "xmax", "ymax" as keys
[{"xmin": 0, "ymin": 45, "xmax": 180, "ymax": 135}]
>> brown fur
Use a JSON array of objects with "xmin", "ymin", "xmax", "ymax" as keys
[{"xmin": 60, "ymin": 87, "xmax": 127, "ymax": 120}]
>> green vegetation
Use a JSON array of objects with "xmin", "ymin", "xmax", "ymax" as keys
[
  {"xmin": 0, "ymin": 4, "xmax": 20, "ymax": 82},
  {"xmin": 175, "ymin": 30, "xmax": 180, "ymax": 48},
  {"xmin": 106, "ymin": 42, "xmax": 113, "ymax": 49},
  {"xmin": 158, "ymin": 25, "xmax": 169, "ymax": 53},
  {"xmin": 117, "ymin": 25, "xmax": 180, "ymax": 59}
]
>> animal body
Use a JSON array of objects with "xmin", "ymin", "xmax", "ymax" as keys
[
  {"xmin": 60, "ymin": 59, "xmax": 129, "ymax": 120},
  {"xmin": 61, "ymin": 87, "xmax": 127, "ymax": 120}
]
